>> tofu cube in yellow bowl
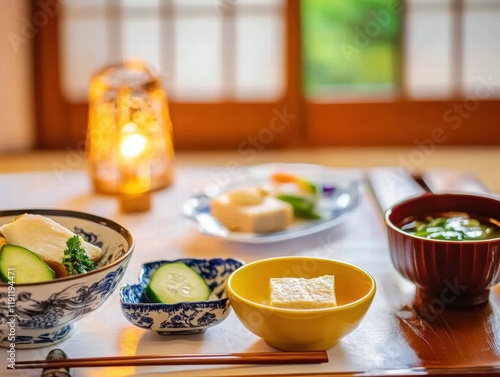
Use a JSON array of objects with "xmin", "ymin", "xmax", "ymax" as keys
[{"xmin": 225, "ymin": 256, "xmax": 376, "ymax": 351}]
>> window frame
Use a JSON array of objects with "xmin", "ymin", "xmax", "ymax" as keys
[
  {"xmin": 303, "ymin": 0, "xmax": 500, "ymax": 147},
  {"xmin": 33, "ymin": 0, "xmax": 303, "ymax": 150},
  {"xmin": 33, "ymin": 0, "xmax": 500, "ymax": 151}
]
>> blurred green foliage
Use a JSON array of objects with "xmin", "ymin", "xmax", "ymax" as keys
[{"xmin": 302, "ymin": 0, "xmax": 401, "ymax": 98}]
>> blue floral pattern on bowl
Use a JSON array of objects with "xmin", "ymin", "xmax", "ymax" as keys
[{"xmin": 120, "ymin": 258, "xmax": 244, "ymax": 335}]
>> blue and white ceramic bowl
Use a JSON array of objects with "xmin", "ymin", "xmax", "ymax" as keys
[
  {"xmin": 0, "ymin": 209, "xmax": 134, "ymax": 348},
  {"xmin": 120, "ymin": 258, "xmax": 243, "ymax": 335}
]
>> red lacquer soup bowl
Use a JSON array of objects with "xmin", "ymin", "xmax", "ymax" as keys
[{"xmin": 385, "ymin": 193, "xmax": 500, "ymax": 308}]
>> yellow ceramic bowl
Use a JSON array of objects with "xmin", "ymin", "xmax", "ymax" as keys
[{"xmin": 226, "ymin": 256, "xmax": 376, "ymax": 351}]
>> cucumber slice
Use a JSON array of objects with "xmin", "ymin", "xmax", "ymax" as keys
[
  {"xmin": 146, "ymin": 262, "xmax": 210, "ymax": 304},
  {"xmin": 0, "ymin": 244, "xmax": 56, "ymax": 283}
]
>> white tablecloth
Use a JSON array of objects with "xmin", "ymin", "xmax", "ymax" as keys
[{"xmin": 0, "ymin": 167, "xmax": 494, "ymax": 377}]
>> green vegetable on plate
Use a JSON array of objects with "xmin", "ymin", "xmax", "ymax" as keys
[{"xmin": 276, "ymin": 194, "xmax": 321, "ymax": 220}]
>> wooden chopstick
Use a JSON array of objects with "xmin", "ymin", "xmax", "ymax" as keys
[
  {"xmin": 220, "ymin": 365, "xmax": 500, "ymax": 377},
  {"xmin": 14, "ymin": 350, "xmax": 329, "ymax": 369}
]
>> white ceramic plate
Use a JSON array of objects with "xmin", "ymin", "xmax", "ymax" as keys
[{"xmin": 182, "ymin": 163, "xmax": 361, "ymax": 243}]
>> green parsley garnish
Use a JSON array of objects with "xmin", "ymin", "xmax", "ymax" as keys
[{"xmin": 63, "ymin": 235, "xmax": 97, "ymax": 275}]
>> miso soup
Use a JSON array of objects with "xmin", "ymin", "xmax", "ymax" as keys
[{"xmin": 400, "ymin": 212, "xmax": 500, "ymax": 241}]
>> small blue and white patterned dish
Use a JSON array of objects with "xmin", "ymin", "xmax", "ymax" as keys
[
  {"xmin": 0, "ymin": 209, "xmax": 134, "ymax": 348},
  {"xmin": 120, "ymin": 258, "xmax": 243, "ymax": 335}
]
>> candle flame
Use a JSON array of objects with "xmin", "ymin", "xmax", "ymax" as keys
[{"xmin": 119, "ymin": 123, "xmax": 147, "ymax": 159}]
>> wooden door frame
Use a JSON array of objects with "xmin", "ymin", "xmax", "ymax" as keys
[
  {"xmin": 33, "ymin": 0, "xmax": 500, "ymax": 151},
  {"xmin": 32, "ymin": 0, "xmax": 304, "ymax": 151},
  {"xmin": 303, "ymin": 0, "xmax": 500, "ymax": 146}
]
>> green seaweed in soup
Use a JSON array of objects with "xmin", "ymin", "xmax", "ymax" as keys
[{"xmin": 401, "ymin": 213, "xmax": 500, "ymax": 241}]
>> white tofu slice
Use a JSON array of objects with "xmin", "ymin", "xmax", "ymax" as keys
[
  {"xmin": 210, "ymin": 192, "xmax": 294, "ymax": 233},
  {"xmin": 269, "ymin": 275, "xmax": 337, "ymax": 309},
  {"xmin": 0, "ymin": 214, "xmax": 102, "ymax": 265}
]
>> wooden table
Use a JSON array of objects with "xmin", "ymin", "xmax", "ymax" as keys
[
  {"xmin": 0, "ymin": 147, "xmax": 499, "ymax": 377},
  {"xmin": 1, "ymin": 147, "xmax": 500, "ymax": 192}
]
